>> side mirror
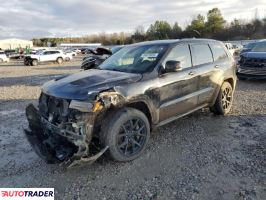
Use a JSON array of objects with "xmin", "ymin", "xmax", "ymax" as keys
[{"xmin": 165, "ymin": 60, "xmax": 181, "ymax": 73}]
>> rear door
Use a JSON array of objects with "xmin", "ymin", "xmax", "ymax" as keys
[
  {"xmin": 40, "ymin": 51, "xmax": 51, "ymax": 62},
  {"xmin": 52, "ymin": 51, "xmax": 61, "ymax": 61},
  {"xmin": 158, "ymin": 44, "xmax": 199, "ymax": 122},
  {"xmin": 190, "ymin": 43, "xmax": 224, "ymax": 106}
]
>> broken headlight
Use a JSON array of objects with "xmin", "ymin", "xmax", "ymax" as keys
[{"xmin": 69, "ymin": 100, "xmax": 93, "ymax": 112}]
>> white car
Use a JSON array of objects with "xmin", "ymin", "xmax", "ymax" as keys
[
  {"xmin": 63, "ymin": 51, "xmax": 75, "ymax": 60},
  {"xmin": 0, "ymin": 51, "xmax": 9, "ymax": 62},
  {"xmin": 24, "ymin": 50, "xmax": 71, "ymax": 66},
  {"xmin": 73, "ymin": 48, "xmax": 81, "ymax": 53},
  {"xmin": 224, "ymin": 43, "xmax": 237, "ymax": 56}
]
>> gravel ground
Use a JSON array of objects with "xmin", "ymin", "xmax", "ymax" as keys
[{"xmin": 0, "ymin": 57, "xmax": 265, "ymax": 200}]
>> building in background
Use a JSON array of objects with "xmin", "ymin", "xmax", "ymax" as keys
[
  {"xmin": 59, "ymin": 43, "xmax": 101, "ymax": 49},
  {"xmin": 0, "ymin": 38, "xmax": 33, "ymax": 50}
]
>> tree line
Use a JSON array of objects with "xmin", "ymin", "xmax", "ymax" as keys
[{"xmin": 32, "ymin": 8, "xmax": 266, "ymax": 47}]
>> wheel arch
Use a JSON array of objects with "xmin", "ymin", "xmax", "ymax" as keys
[
  {"xmin": 210, "ymin": 76, "xmax": 236, "ymax": 107},
  {"xmin": 224, "ymin": 77, "xmax": 235, "ymax": 89},
  {"xmin": 126, "ymin": 101, "xmax": 152, "ymax": 125}
]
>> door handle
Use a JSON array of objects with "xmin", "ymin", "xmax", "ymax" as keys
[
  {"xmin": 189, "ymin": 71, "xmax": 195, "ymax": 76},
  {"xmin": 214, "ymin": 65, "xmax": 219, "ymax": 68}
]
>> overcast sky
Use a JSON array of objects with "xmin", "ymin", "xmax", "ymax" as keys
[{"xmin": 0, "ymin": 0, "xmax": 265, "ymax": 39}]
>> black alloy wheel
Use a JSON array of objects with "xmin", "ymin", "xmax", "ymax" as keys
[
  {"xmin": 117, "ymin": 118, "xmax": 147, "ymax": 156},
  {"xmin": 100, "ymin": 107, "xmax": 150, "ymax": 161}
]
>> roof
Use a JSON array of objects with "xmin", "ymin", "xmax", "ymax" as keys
[{"xmin": 132, "ymin": 38, "xmax": 219, "ymax": 46}]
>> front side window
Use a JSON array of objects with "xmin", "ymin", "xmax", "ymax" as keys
[
  {"xmin": 210, "ymin": 43, "xmax": 227, "ymax": 61},
  {"xmin": 99, "ymin": 44, "xmax": 168, "ymax": 73},
  {"xmin": 163, "ymin": 44, "xmax": 192, "ymax": 69},
  {"xmin": 191, "ymin": 44, "xmax": 213, "ymax": 66}
]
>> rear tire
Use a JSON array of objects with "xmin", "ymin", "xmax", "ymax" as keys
[
  {"xmin": 31, "ymin": 59, "xmax": 38, "ymax": 66},
  {"xmin": 100, "ymin": 108, "xmax": 150, "ymax": 162},
  {"xmin": 0, "ymin": 58, "xmax": 3, "ymax": 62},
  {"xmin": 57, "ymin": 57, "xmax": 63, "ymax": 64},
  {"xmin": 210, "ymin": 82, "xmax": 233, "ymax": 115}
]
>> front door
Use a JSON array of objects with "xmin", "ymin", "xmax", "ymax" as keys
[{"xmin": 158, "ymin": 44, "xmax": 199, "ymax": 122}]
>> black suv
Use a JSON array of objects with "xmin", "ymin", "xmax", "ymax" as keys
[{"xmin": 25, "ymin": 39, "xmax": 236, "ymax": 167}]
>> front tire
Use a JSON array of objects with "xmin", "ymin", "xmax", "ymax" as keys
[
  {"xmin": 210, "ymin": 82, "xmax": 234, "ymax": 115},
  {"xmin": 100, "ymin": 108, "xmax": 150, "ymax": 162},
  {"xmin": 0, "ymin": 58, "xmax": 3, "ymax": 63}
]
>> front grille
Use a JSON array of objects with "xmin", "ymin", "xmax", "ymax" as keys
[{"xmin": 241, "ymin": 57, "xmax": 266, "ymax": 68}]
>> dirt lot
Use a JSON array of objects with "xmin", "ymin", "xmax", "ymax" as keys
[{"xmin": 0, "ymin": 57, "xmax": 265, "ymax": 200}]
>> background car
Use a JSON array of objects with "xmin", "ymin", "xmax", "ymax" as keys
[
  {"xmin": 62, "ymin": 50, "xmax": 74, "ymax": 61},
  {"xmin": 81, "ymin": 46, "xmax": 124, "ymax": 70},
  {"xmin": 0, "ymin": 51, "xmax": 9, "ymax": 62},
  {"xmin": 224, "ymin": 42, "xmax": 236, "ymax": 55},
  {"xmin": 24, "ymin": 50, "xmax": 68, "ymax": 66},
  {"xmin": 240, "ymin": 42, "xmax": 258, "ymax": 54},
  {"xmin": 237, "ymin": 41, "xmax": 266, "ymax": 80}
]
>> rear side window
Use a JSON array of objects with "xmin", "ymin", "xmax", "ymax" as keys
[
  {"xmin": 210, "ymin": 44, "xmax": 227, "ymax": 61},
  {"xmin": 191, "ymin": 44, "xmax": 213, "ymax": 66},
  {"xmin": 163, "ymin": 44, "xmax": 192, "ymax": 69},
  {"xmin": 43, "ymin": 51, "xmax": 51, "ymax": 55}
]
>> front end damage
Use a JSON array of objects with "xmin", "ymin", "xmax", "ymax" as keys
[{"xmin": 24, "ymin": 91, "xmax": 123, "ymax": 168}]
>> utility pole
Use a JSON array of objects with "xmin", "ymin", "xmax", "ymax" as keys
[{"xmin": 254, "ymin": 8, "xmax": 259, "ymax": 19}]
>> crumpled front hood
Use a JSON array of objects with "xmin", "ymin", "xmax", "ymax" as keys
[
  {"xmin": 42, "ymin": 69, "xmax": 142, "ymax": 101},
  {"xmin": 242, "ymin": 52, "xmax": 266, "ymax": 59}
]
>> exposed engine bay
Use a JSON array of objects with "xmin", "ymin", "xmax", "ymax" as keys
[{"xmin": 24, "ymin": 92, "xmax": 113, "ymax": 168}]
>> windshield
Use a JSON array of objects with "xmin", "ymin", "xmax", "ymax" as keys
[
  {"xmin": 111, "ymin": 46, "xmax": 123, "ymax": 54},
  {"xmin": 251, "ymin": 42, "xmax": 266, "ymax": 52},
  {"xmin": 245, "ymin": 42, "xmax": 257, "ymax": 49},
  {"xmin": 99, "ymin": 44, "xmax": 168, "ymax": 73}
]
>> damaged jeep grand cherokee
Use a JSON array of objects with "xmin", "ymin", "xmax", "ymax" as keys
[{"xmin": 25, "ymin": 39, "xmax": 236, "ymax": 167}]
